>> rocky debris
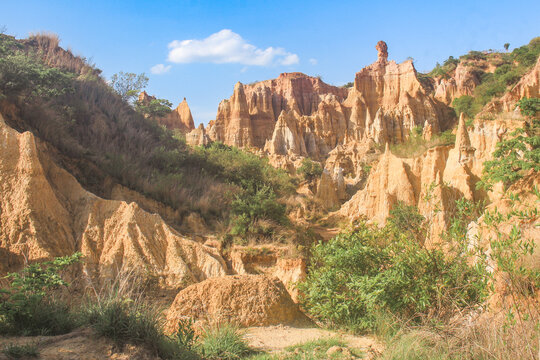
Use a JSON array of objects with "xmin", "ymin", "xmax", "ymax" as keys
[
  {"xmin": 0, "ymin": 113, "xmax": 226, "ymax": 287},
  {"xmin": 165, "ymin": 275, "xmax": 311, "ymax": 332}
]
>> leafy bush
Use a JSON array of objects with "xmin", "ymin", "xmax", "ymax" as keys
[
  {"xmin": 460, "ymin": 50, "xmax": 487, "ymax": 61},
  {"xmin": 297, "ymin": 158, "xmax": 323, "ymax": 181},
  {"xmin": 198, "ymin": 324, "xmax": 251, "ymax": 360},
  {"xmin": 0, "ymin": 51, "xmax": 73, "ymax": 100},
  {"xmin": 1, "ymin": 343, "xmax": 39, "ymax": 359},
  {"xmin": 230, "ymin": 185, "xmax": 287, "ymax": 236},
  {"xmin": 299, "ymin": 204, "xmax": 489, "ymax": 332},
  {"xmin": 0, "ymin": 253, "xmax": 82, "ymax": 336}
]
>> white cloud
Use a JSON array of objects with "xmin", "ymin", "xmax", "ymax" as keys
[
  {"xmin": 150, "ymin": 63, "xmax": 172, "ymax": 74},
  {"xmin": 309, "ymin": 58, "xmax": 318, "ymax": 65},
  {"xmin": 167, "ymin": 29, "xmax": 299, "ymax": 66}
]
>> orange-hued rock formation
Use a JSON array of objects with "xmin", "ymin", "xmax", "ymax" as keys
[
  {"xmin": 165, "ymin": 274, "xmax": 310, "ymax": 332},
  {"xmin": 0, "ymin": 113, "xmax": 226, "ymax": 286},
  {"xmin": 336, "ymin": 113, "xmax": 514, "ymax": 240},
  {"xmin": 434, "ymin": 62, "xmax": 482, "ymax": 105},
  {"xmin": 139, "ymin": 92, "xmax": 196, "ymax": 133},
  {"xmin": 207, "ymin": 42, "xmax": 453, "ymax": 161}
]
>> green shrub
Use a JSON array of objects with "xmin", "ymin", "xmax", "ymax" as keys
[
  {"xmin": 480, "ymin": 98, "xmax": 539, "ymax": 189},
  {"xmin": 299, "ymin": 204, "xmax": 489, "ymax": 332},
  {"xmin": 297, "ymin": 158, "xmax": 323, "ymax": 181},
  {"xmin": 0, "ymin": 253, "xmax": 81, "ymax": 336},
  {"xmin": 1, "ymin": 343, "xmax": 39, "ymax": 359},
  {"xmin": 198, "ymin": 324, "xmax": 251, "ymax": 360},
  {"xmin": 171, "ymin": 318, "xmax": 198, "ymax": 351}
]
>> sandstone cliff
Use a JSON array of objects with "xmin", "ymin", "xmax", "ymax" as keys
[
  {"xmin": 207, "ymin": 42, "xmax": 453, "ymax": 162},
  {"xmin": 0, "ymin": 113, "xmax": 225, "ymax": 287}
]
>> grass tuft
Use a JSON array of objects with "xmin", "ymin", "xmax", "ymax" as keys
[
  {"xmin": 199, "ymin": 323, "xmax": 251, "ymax": 360},
  {"xmin": 1, "ymin": 343, "xmax": 39, "ymax": 359}
]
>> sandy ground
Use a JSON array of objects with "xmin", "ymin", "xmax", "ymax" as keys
[
  {"xmin": 245, "ymin": 325, "xmax": 382, "ymax": 354},
  {"xmin": 0, "ymin": 326, "xmax": 382, "ymax": 359}
]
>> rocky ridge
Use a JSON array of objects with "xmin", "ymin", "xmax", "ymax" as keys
[{"xmin": 203, "ymin": 41, "xmax": 453, "ymax": 165}]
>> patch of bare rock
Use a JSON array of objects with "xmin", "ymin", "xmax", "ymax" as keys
[{"xmin": 165, "ymin": 274, "xmax": 311, "ymax": 333}]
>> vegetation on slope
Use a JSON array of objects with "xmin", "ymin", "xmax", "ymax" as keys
[
  {"xmin": 420, "ymin": 37, "xmax": 540, "ymax": 118},
  {"xmin": 481, "ymin": 97, "xmax": 540, "ymax": 189},
  {"xmin": 0, "ymin": 32, "xmax": 295, "ymax": 236}
]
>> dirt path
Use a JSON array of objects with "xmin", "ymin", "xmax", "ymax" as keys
[{"xmin": 245, "ymin": 325, "xmax": 382, "ymax": 354}]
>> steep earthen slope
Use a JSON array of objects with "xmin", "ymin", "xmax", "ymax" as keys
[{"xmin": 0, "ymin": 113, "xmax": 226, "ymax": 287}]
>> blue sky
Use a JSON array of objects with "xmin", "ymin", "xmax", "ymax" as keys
[{"xmin": 2, "ymin": 0, "xmax": 539, "ymax": 125}]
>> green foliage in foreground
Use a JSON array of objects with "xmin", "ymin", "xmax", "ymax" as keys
[
  {"xmin": 480, "ymin": 98, "xmax": 540, "ymax": 189},
  {"xmin": 299, "ymin": 204, "xmax": 489, "ymax": 333},
  {"xmin": 0, "ymin": 253, "xmax": 82, "ymax": 336},
  {"xmin": 1, "ymin": 343, "xmax": 39, "ymax": 359}
]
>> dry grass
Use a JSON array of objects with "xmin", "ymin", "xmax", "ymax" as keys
[{"xmin": 380, "ymin": 308, "xmax": 539, "ymax": 360}]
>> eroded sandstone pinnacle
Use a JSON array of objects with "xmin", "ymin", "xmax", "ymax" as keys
[{"xmin": 376, "ymin": 40, "xmax": 388, "ymax": 63}]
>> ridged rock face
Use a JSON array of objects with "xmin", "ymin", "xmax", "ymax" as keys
[
  {"xmin": 350, "ymin": 56, "xmax": 448, "ymax": 144},
  {"xmin": 337, "ymin": 114, "xmax": 511, "ymax": 241},
  {"xmin": 434, "ymin": 63, "xmax": 481, "ymax": 105},
  {"xmin": 0, "ymin": 114, "xmax": 226, "ymax": 287},
  {"xmin": 208, "ymin": 42, "xmax": 452, "ymax": 160},
  {"xmin": 139, "ymin": 92, "xmax": 195, "ymax": 133},
  {"xmin": 159, "ymin": 98, "xmax": 196, "ymax": 133}
]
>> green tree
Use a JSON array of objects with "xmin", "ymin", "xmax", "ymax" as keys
[
  {"xmin": 109, "ymin": 72, "xmax": 148, "ymax": 103},
  {"xmin": 135, "ymin": 98, "xmax": 173, "ymax": 118},
  {"xmin": 504, "ymin": 43, "xmax": 510, "ymax": 52}
]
